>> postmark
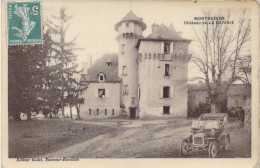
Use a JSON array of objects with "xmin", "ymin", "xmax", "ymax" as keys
[{"xmin": 7, "ymin": 1, "xmax": 42, "ymax": 45}]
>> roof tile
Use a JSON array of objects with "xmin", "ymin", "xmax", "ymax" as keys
[{"xmin": 84, "ymin": 53, "xmax": 121, "ymax": 83}]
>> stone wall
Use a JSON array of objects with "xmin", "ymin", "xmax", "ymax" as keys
[
  {"xmin": 80, "ymin": 83, "xmax": 121, "ymax": 118},
  {"xmin": 138, "ymin": 40, "xmax": 190, "ymax": 117}
]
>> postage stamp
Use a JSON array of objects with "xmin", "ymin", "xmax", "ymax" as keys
[{"xmin": 7, "ymin": 1, "xmax": 42, "ymax": 45}]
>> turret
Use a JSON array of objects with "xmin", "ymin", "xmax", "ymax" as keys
[
  {"xmin": 115, "ymin": 11, "xmax": 146, "ymax": 118},
  {"xmin": 114, "ymin": 11, "xmax": 146, "ymax": 37}
]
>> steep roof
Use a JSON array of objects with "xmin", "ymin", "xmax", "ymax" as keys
[
  {"xmin": 114, "ymin": 11, "xmax": 147, "ymax": 31},
  {"xmin": 146, "ymin": 23, "xmax": 189, "ymax": 41},
  {"xmin": 83, "ymin": 53, "xmax": 121, "ymax": 83},
  {"xmin": 121, "ymin": 10, "xmax": 141, "ymax": 22},
  {"xmin": 136, "ymin": 23, "xmax": 190, "ymax": 48}
]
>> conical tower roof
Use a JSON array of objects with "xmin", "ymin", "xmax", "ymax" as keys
[
  {"xmin": 115, "ymin": 11, "xmax": 146, "ymax": 31},
  {"xmin": 121, "ymin": 11, "xmax": 140, "ymax": 22}
]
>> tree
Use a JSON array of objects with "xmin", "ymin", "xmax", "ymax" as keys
[
  {"xmin": 46, "ymin": 7, "xmax": 87, "ymax": 117},
  {"xmin": 40, "ymin": 30, "xmax": 62, "ymax": 118},
  {"xmin": 8, "ymin": 42, "xmax": 47, "ymax": 120},
  {"xmin": 237, "ymin": 55, "xmax": 251, "ymax": 87},
  {"xmin": 191, "ymin": 9, "xmax": 251, "ymax": 113},
  {"xmin": 66, "ymin": 82, "xmax": 87, "ymax": 119}
]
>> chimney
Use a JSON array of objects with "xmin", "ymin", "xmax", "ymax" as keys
[
  {"xmin": 177, "ymin": 31, "xmax": 182, "ymax": 38},
  {"xmin": 151, "ymin": 23, "xmax": 159, "ymax": 38}
]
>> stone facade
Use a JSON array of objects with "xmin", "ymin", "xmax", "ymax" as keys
[
  {"xmin": 80, "ymin": 83, "xmax": 121, "ymax": 118},
  {"xmin": 137, "ymin": 41, "xmax": 189, "ymax": 117},
  {"xmin": 80, "ymin": 53, "xmax": 121, "ymax": 118},
  {"xmin": 81, "ymin": 11, "xmax": 191, "ymax": 118}
]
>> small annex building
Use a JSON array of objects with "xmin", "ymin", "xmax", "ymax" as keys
[{"xmin": 80, "ymin": 54, "xmax": 121, "ymax": 117}]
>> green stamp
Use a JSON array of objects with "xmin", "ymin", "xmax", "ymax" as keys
[{"xmin": 7, "ymin": 1, "xmax": 42, "ymax": 45}]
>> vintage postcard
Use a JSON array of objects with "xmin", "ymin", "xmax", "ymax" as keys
[{"xmin": 1, "ymin": 0, "xmax": 259, "ymax": 168}]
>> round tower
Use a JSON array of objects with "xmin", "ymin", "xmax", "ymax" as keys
[{"xmin": 115, "ymin": 11, "xmax": 146, "ymax": 117}]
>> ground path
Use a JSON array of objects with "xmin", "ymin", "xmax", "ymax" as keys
[{"xmin": 39, "ymin": 119, "xmax": 251, "ymax": 158}]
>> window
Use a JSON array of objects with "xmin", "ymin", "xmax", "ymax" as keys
[
  {"xmin": 126, "ymin": 22, "xmax": 129, "ymax": 28},
  {"xmin": 164, "ymin": 42, "xmax": 170, "ymax": 54},
  {"xmin": 89, "ymin": 109, "xmax": 91, "ymax": 115},
  {"xmin": 163, "ymin": 86, "xmax": 170, "ymax": 98},
  {"xmin": 98, "ymin": 89, "xmax": 105, "ymax": 98},
  {"xmin": 165, "ymin": 64, "xmax": 170, "ymax": 76},
  {"xmin": 123, "ymin": 66, "xmax": 127, "ymax": 75},
  {"xmin": 106, "ymin": 59, "xmax": 112, "ymax": 66},
  {"xmin": 105, "ymin": 109, "xmax": 107, "ymax": 115},
  {"xmin": 124, "ymin": 85, "xmax": 128, "ymax": 95},
  {"xmin": 163, "ymin": 106, "xmax": 170, "ymax": 114},
  {"xmin": 96, "ymin": 109, "xmax": 99, "ymax": 115},
  {"xmin": 112, "ymin": 109, "xmax": 115, "ymax": 115},
  {"xmin": 122, "ymin": 44, "xmax": 125, "ymax": 54},
  {"xmin": 98, "ymin": 73, "xmax": 105, "ymax": 82}
]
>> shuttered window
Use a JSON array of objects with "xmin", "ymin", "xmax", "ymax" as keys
[
  {"xmin": 160, "ymin": 42, "xmax": 164, "ymax": 53},
  {"xmin": 95, "ymin": 89, "xmax": 109, "ymax": 98},
  {"xmin": 161, "ymin": 42, "xmax": 172, "ymax": 54},
  {"xmin": 170, "ymin": 87, "xmax": 174, "ymax": 98},
  {"xmin": 165, "ymin": 64, "xmax": 170, "ymax": 76},
  {"xmin": 170, "ymin": 42, "xmax": 173, "ymax": 54},
  {"xmin": 164, "ymin": 42, "xmax": 170, "ymax": 54},
  {"xmin": 170, "ymin": 106, "xmax": 174, "ymax": 114},
  {"xmin": 160, "ymin": 86, "xmax": 174, "ymax": 99}
]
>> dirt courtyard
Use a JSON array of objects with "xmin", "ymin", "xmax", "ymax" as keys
[
  {"xmin": 9, "ymin": 117, "xmax": 251, "ymax": 158},
  {"xmin": 41, "ymin": 118, "xmax": 251, "ymax": 158}
]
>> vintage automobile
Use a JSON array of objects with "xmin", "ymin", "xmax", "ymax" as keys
[{"xmin": 181, "ymin": 113, "xmax": 230, "ymax": 158}]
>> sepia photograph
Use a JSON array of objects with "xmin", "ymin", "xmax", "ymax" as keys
[{"xmin": 1, "ymin": 0, "xmax": 259, "ymax": 167}]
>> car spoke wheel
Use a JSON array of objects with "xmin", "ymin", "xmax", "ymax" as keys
[
  {"xmin": 181, "ymin": 140, "xmax": 189, "ymax": 156},
  {"xmin": 209, "ymin": 141, "xmax": 218, "ymax": 158}
]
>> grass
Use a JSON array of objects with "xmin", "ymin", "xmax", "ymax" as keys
[{"xmin": 8, "ymin": 119, "xmax": 118, "ymax": 158}]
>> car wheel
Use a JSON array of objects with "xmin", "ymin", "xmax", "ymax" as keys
[
  {"xmin": 208, "ymin": 141, "xmax": 218, "ymax": 158},
  {"xmin": 181, "ymin": 140, "xmax": 190, "ymax": 156}
]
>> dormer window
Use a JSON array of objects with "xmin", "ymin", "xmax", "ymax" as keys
[
  {"xmin": 98, "ymin": 73, "xmax": 105, "ymax": 82},
  {"xmin": 106, "ymin": 59, "xmax": 112, "ymax": 67}
]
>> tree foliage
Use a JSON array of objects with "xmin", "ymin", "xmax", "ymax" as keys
[
  {"xmin": 8, "ymin": 7, "xmax": 87, "ymax": 120},
  {"xmin": 8, "ymin": 42, "xmax": 47, "ymax": 120},
  {"xmin": 45, "ymin": 7, "xmax": 87, "ymax": 117}
]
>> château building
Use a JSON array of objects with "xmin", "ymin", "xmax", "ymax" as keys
[{"xmin": 80, "ymin": 11, "xmax": 191, "ymax": 119}]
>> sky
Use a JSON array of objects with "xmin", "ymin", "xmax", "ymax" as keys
[{"xmin": 43, "ymin": 1, "xmax": 251, "ymax": 83}]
